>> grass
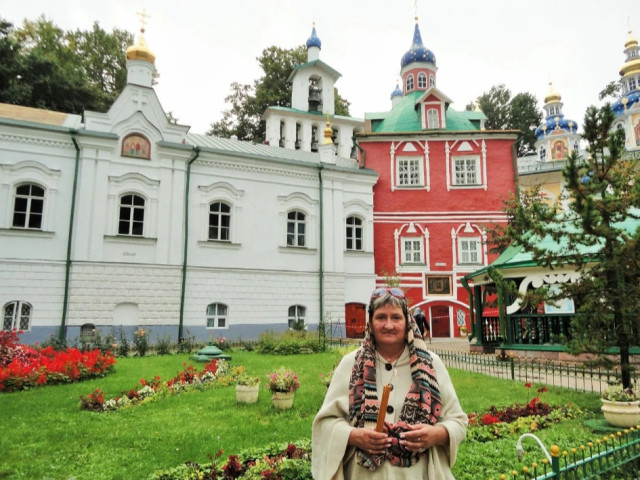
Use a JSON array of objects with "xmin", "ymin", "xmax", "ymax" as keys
[{"xmin": 0, "ymin": 349, "xmax": 606, "ymax": 480}]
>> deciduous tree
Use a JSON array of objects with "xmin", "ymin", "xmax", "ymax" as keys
[
  {"xmin": 209, "ymin": 45, "xmax": 350, "ymax": 143},
  {"xmin": 468, "ymin": 84, "xmax": 542, "ymax": 157}
]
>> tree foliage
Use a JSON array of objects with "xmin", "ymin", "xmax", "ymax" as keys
[
  {"xmin": 468, "ymin": 84, "xmax": 542, "ymax": 157},
  {"xmin": 492, "ymin": 104, "xmax": 640, "ymax": 387},
  {"xmin": 0, "ymin": 15, "xmax": 133, "ymax": 113},
  {"xmin": 209, "ymin": 45, "xmax": 350, "ymax": 143}
]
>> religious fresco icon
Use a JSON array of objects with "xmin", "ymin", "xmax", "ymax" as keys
[
  {"xmin": 122, "ymin": 133, "xmax": 151, "ymax": 159},
  {"xmin": 633, "ymin": 114, "xmax": 640, "ymax": 147},
  {"xmin": 552, "ymin": 139, "xmax": 568, "ymax": 160}
]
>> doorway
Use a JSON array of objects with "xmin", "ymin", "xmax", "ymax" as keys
[
  {"xmin": 345, "ymin": 303, "xmax": 366, "ymax": 338},
  {"xmin": 430, "ymin": 305, "xmax": 450, "ymax": 338}
]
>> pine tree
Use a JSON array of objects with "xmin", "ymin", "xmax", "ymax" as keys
[{"xmin": 496, "ymin": 104, "xmax": 640, "ymax": 388}]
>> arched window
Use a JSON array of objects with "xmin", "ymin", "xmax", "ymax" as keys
[
  {"xmin": 206, "ymin": 303, "xmax": 228, "ymax": 328},
  {"xmin": 12, "ymin": 183, "xmax": 45, "ymax": 229},
  {"xmin": 118, "ymin": 194, "xmax": 145, "ymax": 236},
  {"xmin": 417, "ymin": 72, "xmax": 427, "ymax": 89},
  {"xmin": 286, "ymin": 210, "xmax": 306, "ymax": 247},
  {"xmin": 427, "ymin": 108, "xmax": 439, "ymax": 129},
  {"xmin": 3, "ymin": 301, "xmax": 32, "ymax": 331},
  {"xmin": 288, "ymin": 305, "xmax": 306, "ymax": 329},
  {"xmin": 209, "ymin": 202, "xmax": 231, "ymax": 241},
  {"xmin": 345, "ymin": 216, "xmax": 363, "ymax": 251},
  {"xmin": 406, "ymin": 74, "xmax": 414, "ymax": 92}
]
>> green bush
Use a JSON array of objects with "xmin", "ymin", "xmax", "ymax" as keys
[
  {"xmin": 257, "ymin": 330, "xmax": 325, "ymax": 355},
  {"xmin": 156, "ymin": 334, "xmax": 172, "ymax": 355}
]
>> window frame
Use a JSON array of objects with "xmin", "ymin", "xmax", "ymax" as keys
[
  {"xmin": 345, "ymin": 215, "xmax": 364, "ymax": 251},
  {"xmin": 401, "ymin": 236, "xmax": 424, "ymax": 264},
  {"xmin": 12, "ymin": 183, "xmax": 45, "ymax": 230},
  {"xmin": 396, "ymin": 156, "xmax": 422, "ymax": 187},
  {"xmin": 406, "ymin": 74, "xmax": 414, "ymax": 92},
  {"xmin": 287, "ymin": 305, "xmax": 306, "ymax": 329},
  {"xmin": 3, "ymin": 301, "xmax": 32, "ymax": 332},
  {"xmin": 286, "ymin": 209, "xmax": 306, "ymax": 247},
  {"xmin": 417, "ymin": 72, "xmax": 427, "ymax": 89},
  {"xmin": 208, "ymin": 201, "xmax": 231, "ymax": 241},
  {"xmin": 118, "ymin": 193, "xmax": 146, "ymax": 236},
  {"xmin": 206, "ymin": 302, "xmax": 228, "ymax": 329},
  {"xmin": 453, "ymin": 157, "xmax": 479, "ymax": 186},
  {"xmin": 458, "ymin": 237, "xmax": 482, "ymax": 265},
  {"xmin": 427, "ymin": 108, "xmax": 439, "ymax": 129}
]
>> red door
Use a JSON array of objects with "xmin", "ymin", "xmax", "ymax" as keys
[
  {"xmin": 430, "ymin": 305, "xmax": 450, "ymax": 338},
  {"xmin": 345, "ymin": 303, "xmax": 366, "ymax": 338}
]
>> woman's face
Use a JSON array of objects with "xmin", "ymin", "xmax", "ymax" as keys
[{"xmin": 369, "ymin": 303, "xmax": 407, "ymax": 353}]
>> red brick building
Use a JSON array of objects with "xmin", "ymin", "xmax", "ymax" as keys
[{"xmin": 356, "ymin": 19, "xmax": 518, "ymax": 338}]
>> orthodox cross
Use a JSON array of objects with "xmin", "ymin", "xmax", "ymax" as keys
[{"xmin": 136, "ymin": 8, "xmax": 150, "ymax": 33}]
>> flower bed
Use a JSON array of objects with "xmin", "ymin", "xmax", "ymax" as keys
[
  {"xmin": 80, "ymin": 360, "xmax": 237, "ymax": 412},
  {"xmin": 466, "ymin": 384, "xmax": 584, "ymax": 442},
  {"xmin": 0, "ymin": 330, "xmax": 116, "ymax": 392},
  {"xmin": 148, "ymin": 441, "xmax": 311, "ymax": 480}
]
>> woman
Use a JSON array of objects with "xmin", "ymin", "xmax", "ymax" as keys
[{"xmin": 312, "ymin": 287, "xmax": 467, "ymax": 479}]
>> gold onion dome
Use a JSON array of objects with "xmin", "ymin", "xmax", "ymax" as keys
[
  {"xmin": 126, "ymin": 28, "xmax": 156, "ymax": 65},
  {"xmin": 620, "ymin": 29, "xmax": 640, "ymax": 77},
  {"xmin": 625, "ymin": 28, "xmax": 638, "ymax": 48},
  {"xmin": 544, "ymin": 82, "xmax": 561, "ymax": 104}
]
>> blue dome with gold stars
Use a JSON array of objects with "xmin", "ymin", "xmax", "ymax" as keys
[
  {"xmin": 535, "ymin": 114, "xmax": 578, "ymax": 139},
  {"xmin": 401, "ymin": 21, "xmax": 435, "ymax": 69},
  {"xmin": 306, "ymin": 25, "xmax": 321, "ymax": 50},
  {"xmin": 612, "ymin": 91, "xmax": 640, "ymax": 117}
]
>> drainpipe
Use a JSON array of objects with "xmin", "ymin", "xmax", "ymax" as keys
[
  {"xmin": 178, "ymin": 146, "xmax": 200, "ymax": 342},
  {"xmin": 318, "ymin": 164, "xmax": 324, "ymax": 336},
  {"xmin": 355, "ymin": 138, "xmax": 366, "ymax": 168},
  {"xmin": 59, "ymin": 131, "xmax": 81, "ymax": 342}
]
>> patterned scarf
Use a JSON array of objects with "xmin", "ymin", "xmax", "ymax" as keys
[{"xmin": 348, "ymin": 314, "xmax": 442, "ymax": 470}]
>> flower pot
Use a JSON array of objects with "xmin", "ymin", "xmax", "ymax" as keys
[
  {"xmin": 601, "ymin": 399, "xmax": 640, "ymax": 427},
  {"xmin": 236, "ymin": 384, "xmax": 259, "ymax": 404},
  {"xmin": 272, "ymin": 391, "xmax": 295, "ymax": 409}
]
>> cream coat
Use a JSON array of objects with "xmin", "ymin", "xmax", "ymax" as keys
[{"xmin": 312, "ymin": 347, "xmax": 468, "ymax": 479}]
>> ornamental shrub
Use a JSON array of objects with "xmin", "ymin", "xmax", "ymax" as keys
[{"xmin": 133, "ymin": 328, "xmax": 150, "ymax": 357}]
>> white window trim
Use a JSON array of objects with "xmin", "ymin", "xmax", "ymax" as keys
[
  {"xmin": 107, "ymin": 172, "xmax": 160, "ymax": 238},
  {"xmin": 206, "ymin": 302, "xmax": 229, "ymax": 329},
  {"xmin": 345, "ymin": 215, "xmax": 364, "ymax": 252},
  {"xmin": 427, "ymin": 108, "xmax": 439, "ymax": 129},
  {"xmin": 197, "ymin": 181, "xmax": 244, "ymax": 244},
  {"xmin": 400, "ymin": 236, "xmax": 424, "ymax": 265},
  {"xmin": 451, "ymin": 223, "xmax": 488, "ymax": 272},
  {"xmin": 278, "ymin": 192, "xmax": 318, "ymax": 249},
  {"xmin": 445, "ymin": 140, "xmax": 488, "ymax": 191},
  {"xmin": 390, "ymin": 142, "xmax": 430, "ymax": 192},
  {"xmin": 343, "ymin": 199, "xmax": 374, "ymax": 253},
  {"xmin": 3, "ymin": 300, "xmax": 32, "ymax": 332},
  {"xmin": 287, "ymin": 305, "xmax": 306, "ymax": 329},
  {"xmin": 395, "ymin": 156, "xmax": 423, "ymax": 188},
  {"xmin": 0, "ymin": 161, "xmax": 61, "ymax": 231}
]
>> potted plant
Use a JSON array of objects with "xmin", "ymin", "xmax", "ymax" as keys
[
  {"xmin": 235, "ymin": 372, "xmax": 261, "ymax": 404},
  {"xmin": 601, "ymin": 383, "xmax": 640, "ymax": 427},
  {"xmin": 459, "ymin": 326, "xmax": 468, "ymax": 336},
  {"xmin": 266, "ymin": 367, "xmax": 300, "ymax": 409}
]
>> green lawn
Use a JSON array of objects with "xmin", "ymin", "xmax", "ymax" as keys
[{"xmin": 0, "ymin": 350, "xmax": 605, "ymax": 480}]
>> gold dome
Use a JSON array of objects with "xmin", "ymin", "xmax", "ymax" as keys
[
  {"xmin": 625, "ymin": 29, "xmax": 638, "ymax": 49},
  {"xmin": 126, "ymin": 31, "xmax": 156, "ymax": 65},
  {"xmin": 323, "ymin": 116, "xmax": 333, "ymax": 145},
  {"xmin": 544, "ymin": 82, "xmax": 561, "ymax": 104}
]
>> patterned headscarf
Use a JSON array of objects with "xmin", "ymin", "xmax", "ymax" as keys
[{"xmin": 348, "ymin": 293, "xmax": 442, "ymax": 470}]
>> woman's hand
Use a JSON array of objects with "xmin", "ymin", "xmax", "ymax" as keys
[
  {"xmin": 348, "ymin": 428, "xmax": 392, "ymax": 455},
  {"xmin": 399, "ymin": 423, "xmax": 449, "ymax": 453}
]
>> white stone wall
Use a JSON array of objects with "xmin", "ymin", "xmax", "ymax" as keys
[{"xmin": 66, "ymin": 263, "xmax": 182, "ymax": 327}]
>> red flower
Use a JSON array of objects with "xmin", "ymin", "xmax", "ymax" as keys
[{"xmin": 524, "ymin": 382, "xmax": 532, "ymax": 388}]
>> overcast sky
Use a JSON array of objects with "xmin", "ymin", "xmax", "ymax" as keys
[{"xmin": 3, "ymin": 0, "xmax": 639, "ymax": 134}]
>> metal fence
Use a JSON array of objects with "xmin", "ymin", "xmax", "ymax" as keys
[
  {"xmin": 509, "ymin": 430, "xmax": 640, "ymax": 479},
  {"xmin": 431, "ymin": 349, "xmax": 638, "ymax": 395}
]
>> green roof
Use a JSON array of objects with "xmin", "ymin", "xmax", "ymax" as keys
[
  {"xmin": 287, "ymin": 59, "xmax": 341, "ymax": 82},
  {"xmin": 465, "ymin": 209, "xmax": 640, "ymax": 281},
  {"xmin": 368, "ymin": 91, "xmax": 484, "ymax": 133}
]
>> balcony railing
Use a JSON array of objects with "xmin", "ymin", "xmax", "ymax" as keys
[{"xmin": 479, "ymin": 314, "xmax": 573, "ymax": 346}]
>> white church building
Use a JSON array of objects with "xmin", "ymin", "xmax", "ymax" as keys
[{"xmin": 0, "ymin": 26, "xmax": 378, "ymax": 344}]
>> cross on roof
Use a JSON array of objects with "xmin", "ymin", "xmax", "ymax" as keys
[{"xmin": 136, "ymin": 8, "xmax": 151, "ymax": 33}]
